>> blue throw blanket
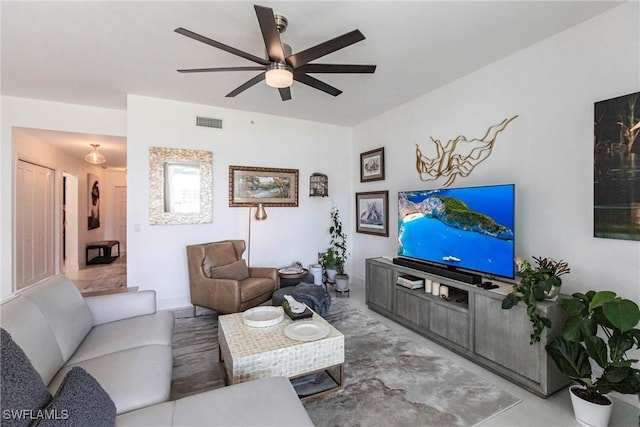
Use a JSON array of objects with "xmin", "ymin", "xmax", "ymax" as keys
[{"xmin": 287, "ymin": 282, "xmax": 331, "ymax": 317}]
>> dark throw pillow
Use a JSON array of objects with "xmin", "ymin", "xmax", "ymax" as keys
[
  {"xmin": 35, "ymin": 367, "xmax": 116, "ymax": 427},
  {"xmin": 209, "ymin": 259, "xmax": 250, "ymax": 281},
  {"xmin": 0, "ymin": 328, "xmax": 52, "ymax": 427}
]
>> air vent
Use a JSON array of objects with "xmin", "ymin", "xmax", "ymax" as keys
[{"xmin": 196, "ymin": 116, "xmax": 223, "ymax": 129}]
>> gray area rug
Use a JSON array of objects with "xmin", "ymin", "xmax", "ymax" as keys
[
  {"xmin": 170, "ymin": 300, "xmax": 520, "ymax": 426},
  {"xmin": 305, "ymin": 299, "xmax": 520, "ymax": 426}
]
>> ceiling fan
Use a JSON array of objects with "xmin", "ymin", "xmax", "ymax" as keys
[{"xmin": 175, "ymin": 4, "xmax": 376, "ymax": 101}]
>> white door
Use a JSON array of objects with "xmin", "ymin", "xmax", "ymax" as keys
[
  {"xmin": 115, "ymin": 186, "xmax": 127, "ymax": 254},
  {"xmin": 16, "ymin": 160, "xmax": 55, "ymax": 289}
]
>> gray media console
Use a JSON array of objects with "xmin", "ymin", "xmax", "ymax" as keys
[{"xmin": 365, "ymin": 257, "xmax": 570, "ymax": 397}]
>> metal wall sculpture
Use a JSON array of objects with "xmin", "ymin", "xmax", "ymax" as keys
[{"xmin": 415, "ymin": 115, "xmax": 518, "ymax": 187}]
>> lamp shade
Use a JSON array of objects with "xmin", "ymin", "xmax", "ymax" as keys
[
  {"xmin": 85, "ymin": 144, "xmax": 106, "ymax": 165},
  {"xmin": 265, "ymin": 63, "xmax": 293, "ymax": 88},
  {"xmin": 254, "ymin": 204, "xmax": 267, "ymax": 221}
]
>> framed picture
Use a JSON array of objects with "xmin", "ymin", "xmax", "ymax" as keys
[
  {"xmin": 594, "ymin": 91, "xmax": 640, "ymax": 240},
  {"xmin": 229, "ymin": 166, "xmax": 299, "ymax": 207},
  {"xmin": 356, "ymin": 190, "xmax": 389, "ymax": 236},
  {"xmin": 87, "ymin": 173, "xmax": 100, "ymax": 230},
  {"xmin": 360, "ymin": 147, "xmax": 385, "ymax": 182}
]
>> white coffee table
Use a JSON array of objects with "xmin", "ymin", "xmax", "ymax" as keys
[{"xmin": 218, "ymin": 307, "xmax": 345, "ymax": 400}]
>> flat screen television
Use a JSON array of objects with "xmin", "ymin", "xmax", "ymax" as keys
[{"xmin": 397, "ymin": 184, "xmax": 515, "ymax": 281}]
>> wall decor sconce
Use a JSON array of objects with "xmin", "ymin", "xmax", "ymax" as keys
[{"xmin": 309, "ymin": 173, "xmax": 328, "ymax": 197}]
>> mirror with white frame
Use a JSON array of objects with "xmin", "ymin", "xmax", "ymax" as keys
[{"xmin": 149, "ymin": 147, "xmax": 212, "ymax": 225}]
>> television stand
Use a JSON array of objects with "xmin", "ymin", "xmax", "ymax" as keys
[
  {"xmin": 393, "ymin": 257, "xmax": 482, "ymax": 285},
  {"xmin": 366, "ymin": 257, "xmax": 569, "ymax": 398}
]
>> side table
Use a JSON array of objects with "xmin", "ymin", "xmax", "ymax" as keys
[
  {"xmin": 278, "ymin": 268, "xmax": 312, "ymax": 288},
  {"xmin": 86, "ymin": 240, "xmax": 120, "ymax": 265}
]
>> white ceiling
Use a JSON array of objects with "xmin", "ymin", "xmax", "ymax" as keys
[{"xmin": 1, "ymin": 1, "xmax": 622, "ymax": 169}]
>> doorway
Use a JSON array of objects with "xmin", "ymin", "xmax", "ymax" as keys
[
  {"xmin": 15, "ymin": 160, "xmax": 55, "ymax": 290},
  {"xmin": 115, "ymin": 186, "xmax": 127, "ymax": 254},
  {"xmin": 63, "ymin": 173, "xmax": 79, "ymax": 272}
]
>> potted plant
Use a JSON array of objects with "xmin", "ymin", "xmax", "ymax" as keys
[
  {"xmin": 321, "ymin": 248, "xmax": 341, "ymax": 282},
  {"xmin": 502, "ymin": 256, "xmax": 570, "ymax": 344},
  {"xmin": 321, "ymin": 205, "xmax": 348, "ymax": 290},
  {"xmin": 545, "ymin": 290, "xmax": 640, "ymax": 427}
]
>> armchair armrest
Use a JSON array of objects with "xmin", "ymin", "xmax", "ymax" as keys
[
  {"xmin": 84, "ymin": 290, "xmax": 157, "ymax": 326},
  {"xmin": 249, "ymin": 267, "xmax": 277, "ymax": 281},
  {"xmin": 249, "ymin": 267, "xmax": 278, "ymax": 291}
]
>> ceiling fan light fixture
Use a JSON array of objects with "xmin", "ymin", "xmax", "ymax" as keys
[
  {"xmin": 265, "ymin": 63, "xmax": 293, "ymax": 88},
  {"xmin": 85, "ymin": 144, "xmax": 106, "ymax": 165}
]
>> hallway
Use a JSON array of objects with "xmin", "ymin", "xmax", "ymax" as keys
[{"xmin": 65, "ymin": 255, "xmax": 128, "ymax": 296}]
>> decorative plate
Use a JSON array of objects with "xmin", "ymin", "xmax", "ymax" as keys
[
  {"xmin": 278, "ymin": 267, "xmax": 305, "ymax": 275},
  {"xmin": 242, "ymin": 306, "xmax": 284, "ymax": 328},
  {"xmin": 283, "ymin": 321, "xmax": 330, "ymax": 341}
]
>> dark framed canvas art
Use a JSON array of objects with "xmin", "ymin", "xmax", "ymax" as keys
[
  {"xmin": 87, "ymin": 173, "xmax": 100, "ymax": 230},
  {"xmin": 594, "ymin": 91, "xmax": 640, "ymax": 240}
]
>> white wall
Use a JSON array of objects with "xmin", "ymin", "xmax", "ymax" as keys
[
  {"xmin": 126, "ymin": 95, "xmax": 352, "ymax": 309},
  {"xmin": 0, "ymin": 96, "xmax": 127, "ymax": 296},
  {"xmin": 352, "ymin": 2, "xmax": 640, "ymax": 302}
]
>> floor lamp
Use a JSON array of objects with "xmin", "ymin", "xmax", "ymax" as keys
[{"xmin": 247, "ymin": 203, "xmax": 267, "ymax": 267}]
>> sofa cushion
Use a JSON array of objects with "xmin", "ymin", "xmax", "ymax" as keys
[
  {"xmin": 37, "ymin": 367, "xmax": 115, "ymax": 427},
  {"xmin": 115, "ymin": 376, "xmax": 314, "ymax": 427},
  {"xmin": 66, "ymin": 311, "xmax": 174, "ymax": 365},
  {"xmin": 0, "ymin": 295, "xmax": 65, "ymax": 385},
  {"xmin": 202, "ymin": 241, "xmax": 238, "ymax": 275},
  {"xmin": 0, "ymin": 328, "xmax": 52, "ymax": 426},
  {"xmin": 49, "ymin": 345, "xmax": 172, "ymax": 415},
  {"xmin": 209, "ymin": 260, "xmax": 250, "ymax": 281},
  {"xmin": 21, "ymin": 275, "xmax": 93, "ymax": 362}
]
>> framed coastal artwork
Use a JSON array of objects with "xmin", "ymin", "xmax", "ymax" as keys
[
  {"xmin": 594, "ymin": 91, "xmax": 640, "ymax": 240},
  {"xmin": 356, "ymin": 190, "xmax": 389, "ymax": 236},
  {"xmin": 360, "ymin": 147, "xmax": 385, "ymax": 182},
  {"xmin": 229, "ymin": 166, "xmax": 299, "ymax": 207}
]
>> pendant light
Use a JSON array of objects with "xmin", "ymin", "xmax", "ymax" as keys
[{"xmin": 85, "ymin": 144, "xmax": 106, "ymax": 165}]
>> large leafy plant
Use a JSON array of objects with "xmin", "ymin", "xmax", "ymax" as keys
[
  {"xmin": 321, "ymin": 205, "xmax": 347, "ymax": 274},
  {"xmin": 545, "ymin": 291, "xmax": 640, "ymax": 400},
  {"xmin": 502, "ymin": 256, "xmax": 571, "ymax": 344}
]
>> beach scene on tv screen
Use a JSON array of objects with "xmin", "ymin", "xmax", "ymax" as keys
[{"xmin": 398, "ymin": 185, "xmax": 514, "ymax": 278}]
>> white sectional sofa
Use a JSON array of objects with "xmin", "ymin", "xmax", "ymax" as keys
[{"xmin": 0, "ymin": 275, "xmax": 314, "ymax": 426}]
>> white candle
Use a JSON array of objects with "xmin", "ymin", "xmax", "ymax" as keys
[
  {"xmin": 424, "ymin": 279, "xmax": 432, "ymax": 293},
  {"xmin": 431, "ymin": 282, "xmax": 440, "ymax": 296},
  {"xmin": 440, "ymin": 285, "xmax": 449, "ymax": 297}
]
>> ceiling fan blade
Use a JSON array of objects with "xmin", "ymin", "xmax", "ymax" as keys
[
  {"xmin": 295, "ymin": 64, "xmax": 376, "ymax": 74},
  {"xmin": 178, "ymin": 66, "xmax": 265, "ymax": 73},
  {"xmin": 175, "ymin": 27, "xmax": 269, "ymax": 66},
  {"xmin": 293, "ymin": 74, "xmax": 342, "ymax": 97},
  {"xmin": 287, "ymin": 30, "xmax": 366, "ymax": 68},
  {"xmin": 278, "ymin": 87, "xmax": 292, "ymax": 101},
  {"xmin": 254, "ymin": 5, "xmax": 285, "ymax": 62},
  {"xmin": 226, "ymin": 72, "xmax": 266, "ymax": 97}
]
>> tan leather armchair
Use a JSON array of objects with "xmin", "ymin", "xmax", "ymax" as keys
[{"xmin": 186, "ymin": 240, "xmax": 278, "ymax": 315}]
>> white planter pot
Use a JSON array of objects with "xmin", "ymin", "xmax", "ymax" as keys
[
  {"xmin": 325, "ymin": 268, "xmax": 338, "ymax": 282},
  {"xmin": 569, "ymin": 386, "xmax": 613, "ymax": 427},
  {"xmin": 335, "ymin": 274, "xmax": 349, "ymax": 291}
]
